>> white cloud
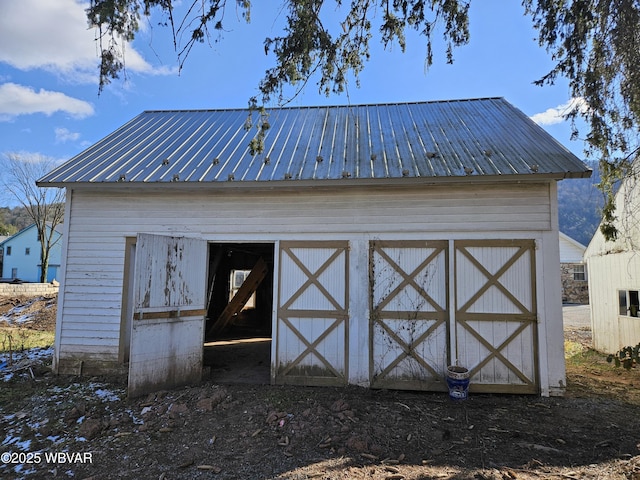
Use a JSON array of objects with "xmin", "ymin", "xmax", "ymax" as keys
[
  {"xmin": 0, "ymin": 0, "xmax": 171, "ymax": 83},
  {"xmin": 0, "ymin": 83, "xmax": 94, "ymax": 120},
  {"xmin": 530, "ymin": 98, "xmax": 589, "ymax": 125},
  {"xmin": 3, "ymin": 151, "xmax": 59, "ymax": 165},
  {"xmin": 55, "ymin": 127, "xmax": 81, "ymax": 143}
]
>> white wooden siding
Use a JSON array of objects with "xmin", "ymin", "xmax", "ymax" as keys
[
  {"xmin": 584, "ymin": 164, "xmax": 639, "ymax": 355},
  {"xmin": 54, "ymin": 181, "xmax": 563, "ymax": 394},
  {"xmin": 587, "ymin": 252, "xmax": 640, "ymax": 353},
  {"xmin": 559, "ymin": 233, "xmax": 585, "ymax": 263}
]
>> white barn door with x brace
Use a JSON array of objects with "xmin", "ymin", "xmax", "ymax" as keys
[
  {"xmin": 454, "ymin": 240, "xmax": 538, "ymax": 394},
  {"xmin": 368, "ymin": 239, "xmax": 539, "ymax": 394},
  {"xmin": 369, "ymin": 240, "xmax": 450, "ymax": 390},
  {"xmin": 275, "ymin": 241, "xmax": 349, "ymax": 386}
]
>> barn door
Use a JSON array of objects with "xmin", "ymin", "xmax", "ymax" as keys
[
  {"xmin": 275, "ymin": 241, "xmax": 349, "ymax": 386},
  {"xmin": 370, "ymin": 241, "xmax": 449, "ymax": 390},
  {"xmin": 128, "ymin": 233, "xmax": 207, "ymax": 397},
  {"xmin": 454, "ymin": 240, "xmax": 538, "ymax": 394}
]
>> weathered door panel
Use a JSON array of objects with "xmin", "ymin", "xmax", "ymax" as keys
[
  {"xmin": 370, "ymin": 241, "xmax": 449, "ymax": 390},
  {"xmin": 276, "ymin": 241, "xmax": 348, "ymax": 386},
  {"xmin": 128, "ymin": 234, "xmax": 207, "ymax": 397},
  {"xmin": 454, "ymin": 240, "xmax": 538, "ymax": 394}
]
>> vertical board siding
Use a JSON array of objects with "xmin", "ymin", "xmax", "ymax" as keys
[
  {"xmin": 588, "ymin": 252, "xmax": 640, "ymax": 353},
  {"xmin": 128, "ymin": 234, "xmax": 207, "ymax": 397},
  {"xmin": 135, "ymin": 234, "xmax": 206, "ymax": 309}
]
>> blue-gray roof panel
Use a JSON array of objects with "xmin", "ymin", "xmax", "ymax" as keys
[{"xmin": 38, "ymin": 98, "xmax": 591, "ymax": 185}]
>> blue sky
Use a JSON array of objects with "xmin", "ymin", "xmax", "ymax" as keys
[{"xmin": 0, "ymin": 0, "xmax": 589, "ymax": 202}]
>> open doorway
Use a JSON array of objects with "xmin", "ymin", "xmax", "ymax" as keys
[{"xmin": 203, "ymin": 243, "xmax": 275, "ymax": 384}]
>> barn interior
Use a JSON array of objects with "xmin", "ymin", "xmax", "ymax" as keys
[{"xmin": 203, "ymin": 243, "xmax": 274, "ymax": 384}]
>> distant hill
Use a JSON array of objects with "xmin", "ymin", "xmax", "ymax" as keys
[
  {"xmin": 0, "ymin": 205, "xmax": 33, "ymax": 236},
  {"xmin": 557, "ymin": 160, "xmax": 602, "ymax": 246}
]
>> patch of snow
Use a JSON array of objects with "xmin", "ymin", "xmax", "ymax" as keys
[
  {"xmin": 91, "ymin": 385, "xmax": 121, "ymax": 402},
  {"xmin": 26, "ymin": 346, "xmax": 53, "ymax": 360},
  {"xmin": 14, "ymin": 439, "xmax": 31, "ymax": 451},
  {"xmin": 0, "ymin": 296, "xmax": 55, "ymax": 327},
  {"xmin": 0, "ymin": 303, "xmax": 31, "ymax": 325},
  {"xmin": 2, "ymin": 434, "xmax": 19, "ymax": 445},
  {"xmin": 1, "ymin": 346, "xmax": 54, "ymax": 382},
  {"xmin": 13, "ymin": 463, "xmax": 37, "ymax": 477},
  {"xmin": 127, "ymin": 409, "xmax": 144, "ymax": 425},
  {"xmin": 13, "ymin": 314, "xmax": 34, "ymax": 324},
  {"xmin": 26, "ymin": 419, "xmax": 42, "ymax": 430}
]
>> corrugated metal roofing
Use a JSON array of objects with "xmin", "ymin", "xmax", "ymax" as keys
[{"xmin": 38, "ymin": 98, "xmax": 591, "ymax": 186}]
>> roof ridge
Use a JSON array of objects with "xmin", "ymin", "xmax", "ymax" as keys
[{"xmin": 142, "ymin": 97, "xmax": 506, "ymax": 114}]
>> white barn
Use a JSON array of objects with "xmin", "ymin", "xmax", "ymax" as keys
[
  {"xmin": 38, "ymin": 98, "xmax": 590, "ymax": 397},
  {"xmin": 584, "ymin": 160, "xmax": 640, "ymax": 354}
]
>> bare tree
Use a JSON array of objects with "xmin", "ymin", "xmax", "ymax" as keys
[{"xmin": 2, "ymin": 153, "xmax": 65, "ymax": 283}]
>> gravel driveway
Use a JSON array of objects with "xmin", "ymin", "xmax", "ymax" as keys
[{"xmin": 562, "ymin": 304, "xmax": 591, "ymax": 329}]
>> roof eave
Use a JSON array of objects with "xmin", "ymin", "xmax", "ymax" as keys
[{"xmin": 37, "ymin": 170, "xmax": 591, "ymax": 190}]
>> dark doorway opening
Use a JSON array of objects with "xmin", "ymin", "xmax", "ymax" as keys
[{"xmin": 203, "ymin": 243, "xmax": 275, "ymax": 384}]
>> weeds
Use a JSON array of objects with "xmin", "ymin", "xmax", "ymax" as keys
[
  {"xmin": 607, "ymin": 342, "xmax": 640, "ymax": 370},
  {"xmin": 1, "ymin": 325, "xmax": 54, "ymax": 355}
]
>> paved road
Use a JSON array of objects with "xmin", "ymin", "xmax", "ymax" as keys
[{"xmin": 563, "ymin": 304, "xmax": 591, "ymax": 329}]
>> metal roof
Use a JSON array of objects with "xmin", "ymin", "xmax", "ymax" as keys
[{"xmin": 38, "ymin": 98, "xmax": 591, "ymax": 186}]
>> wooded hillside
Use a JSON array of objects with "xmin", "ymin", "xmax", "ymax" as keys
[
  {"xmin": 557, "ymin": 160, "xmax": 602, "ymax": 246},
  {"xmin": 0, "ymin": 206, "xmax": 34, "ymax": 236}
]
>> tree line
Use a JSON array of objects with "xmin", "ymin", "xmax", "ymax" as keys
[
  {"xmin": 0, "ymin": 206, "xmax": 36, "ymax": 236},
  {"xmin": 0, "ymin": 204, "xmax": 65, "ymax": 237}
]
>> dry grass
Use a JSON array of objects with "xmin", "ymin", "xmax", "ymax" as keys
[
  {"xmin": 564, "ymin": 339, "xmax": 640, "ymax": 406},
  {"xmin": 0, "ymin": 325, "xmax": 54, "ymax": 354},
  {"xmin": 0, "ymin": 295, "xmax": 56, "ymax": 355}
]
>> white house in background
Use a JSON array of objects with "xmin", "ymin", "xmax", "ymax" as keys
[
  {"xmin": 584, "ymin": 161, "xmax": 640, "ymax": 354},
  {"xmin": 559, "ymin": 232, "xmax": 589, "ymax": 304},
  {"xmin": 38, "ymin": 98, "xmax": 591, "ymax": 397},
  {"xmin": 0, "ymin": 224, "xmax": 63, "ymax": 283}
]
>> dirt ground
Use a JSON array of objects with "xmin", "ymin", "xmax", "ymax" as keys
[
  {"xmin": 0, "ymin": 295, "xmax": 57, "ymax": 331},
  {"xmin": 1, "ymin": 297, "xmax": 640, "ymax": 480}
]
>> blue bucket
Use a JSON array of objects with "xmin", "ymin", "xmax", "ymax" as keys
[{"xmin": 446, "ymin": 365, "xmax": 470, "ymax": 401}]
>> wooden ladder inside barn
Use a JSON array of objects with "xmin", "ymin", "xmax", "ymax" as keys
[{"xmin": 207, "ymin": 256, "xmax": 269, "ymax": 337}]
